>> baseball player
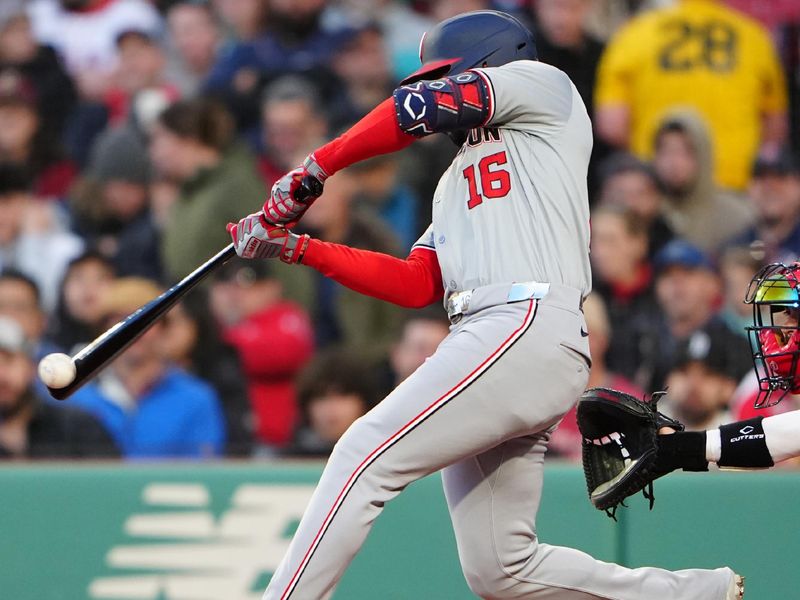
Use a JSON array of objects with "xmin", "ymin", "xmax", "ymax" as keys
[
  {"xmin": 228, "ymin": 11, "xmax": 742, "ymax": 600},
  {"xmin": 653, "ymin": 262, "xmax": 800, "ymax": 476}
]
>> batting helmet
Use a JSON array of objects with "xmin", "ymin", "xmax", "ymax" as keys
[{"xmin": 400, "ymin": 10, "xmax": 537, "ymax": 85}]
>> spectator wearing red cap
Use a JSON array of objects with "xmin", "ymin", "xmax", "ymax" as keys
[{"xmin": 210, "ymin": 259, "xmax": 314, "ymax": 452}]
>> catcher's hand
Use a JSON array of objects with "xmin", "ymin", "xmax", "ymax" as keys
[{"xmin": 577, "ymin": 387, "xmax": 684, "ymax": 519}]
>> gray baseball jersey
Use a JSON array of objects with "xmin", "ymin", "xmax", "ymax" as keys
[
  {"xmin": 261, "ymin": 59, "xmax": 737, "ymax": 600},
  {"xmin": 413, "ymin": 60, "xmax": 593, "ymax": 299}
]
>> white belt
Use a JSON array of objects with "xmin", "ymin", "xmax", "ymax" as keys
[{"xmin": 446, "ymin": 281, "xmax": 551, "ymax": 324}]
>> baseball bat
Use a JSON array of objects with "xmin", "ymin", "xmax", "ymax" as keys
[{"xmin": 46, "ymin": 176, "xmax": 322, "ymax": 400}]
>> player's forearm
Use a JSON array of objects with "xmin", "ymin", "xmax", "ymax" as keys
[
  {"xmin": 312, "ymin": 98, "xmax": 416, "ymax": 176},
  {"xmin": 704, "ymin": 411, "xmax": 800, "ymax": 465},
  {"xmin": 301, "ymin": 239, "xmax": 444, "ymax": 308},
  {"xmin": 661, "ymin": 411, "xmax": 800, "ymax": 473}
]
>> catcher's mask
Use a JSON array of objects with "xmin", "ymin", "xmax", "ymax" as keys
[{"xmin": 745, "ymin": 262, "xmax": 800, "ymax": 408}]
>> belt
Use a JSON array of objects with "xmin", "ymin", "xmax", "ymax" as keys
[{"xmin": 446, "ymin": 281, "xmax": 551, "ymax": 324}]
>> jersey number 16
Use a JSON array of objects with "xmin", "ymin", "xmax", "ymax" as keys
[{"xmin": 463, "ymin": 151, "xmax": 512, "ymax": 209}]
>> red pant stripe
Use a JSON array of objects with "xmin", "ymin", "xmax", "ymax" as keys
[{"xmin": 281, "ymin": 300, "xmax": 537, "ymax": 599}]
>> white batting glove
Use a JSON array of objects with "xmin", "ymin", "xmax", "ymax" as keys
[
  {"xmin": 263, "ymin": 154, "xmax": 327, "ymax": 225},
  {"xmin": 226, "ymin": 212, "xmax": 310, "ymax": 263}
]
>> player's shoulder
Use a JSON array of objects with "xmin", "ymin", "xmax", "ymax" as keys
[
  {"xmin": 482, "ymin": 59, "xmax": 565, "ymax": 78},
  {"xmin": 477, "ymin": 59, "xmax": 572, "ymax": 91}
]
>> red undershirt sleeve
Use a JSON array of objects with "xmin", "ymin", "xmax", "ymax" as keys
[
  {"xmin": 301, "ymin": 238, "xmax": 444, "ymax": 309},
  {"xmin": 312, "ymin": 98, "xmax": 416, "ymax": 175}
]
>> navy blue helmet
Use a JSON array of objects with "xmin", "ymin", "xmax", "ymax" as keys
[{"xmin": 400, "ymin": 10, "xmax": 537, "ymax": 85}]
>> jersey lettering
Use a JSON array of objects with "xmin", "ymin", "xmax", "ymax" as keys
[
  {"xmin": 462, "ymin": 151, "xmax": 512, "ymax": 209},
  {"xmin": 466, "ymin": 127, "xmax": 502, "ymax": 147}
]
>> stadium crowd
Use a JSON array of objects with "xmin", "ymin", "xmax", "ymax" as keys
[{"xmin": 0, "ymin": 0, "xmax": 798, "ymax": 461}]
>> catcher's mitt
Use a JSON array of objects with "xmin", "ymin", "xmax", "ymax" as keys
[{"xmin": 577, "ymin": 387, "xmax": 684, "ymax": 519}]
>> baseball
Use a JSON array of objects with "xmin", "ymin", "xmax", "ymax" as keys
[{"xmin": 38, "ymin": 353, "xmax": 77, "ymax": 389}]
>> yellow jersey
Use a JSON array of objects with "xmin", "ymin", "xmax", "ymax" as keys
[{"xmin": 595, "ymin": 0, "xmax": 787, "ymax": 190}]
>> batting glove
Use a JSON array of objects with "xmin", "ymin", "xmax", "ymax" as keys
[
  {"xmin": 227, "ymin": 212, "xmax": 310, "ymax": 263},
  {"xmin": 263, "ymin": 154, "xmax": 327, "ymax": 225}
]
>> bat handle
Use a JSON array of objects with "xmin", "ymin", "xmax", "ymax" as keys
[{"xmin": 297, "ymin": 174, "xmax": 323, "ymax": 202}]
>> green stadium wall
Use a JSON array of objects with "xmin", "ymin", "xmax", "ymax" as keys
[{"xmin": 0, "ymin": 463, "xmax": 796, "ymax": 599}]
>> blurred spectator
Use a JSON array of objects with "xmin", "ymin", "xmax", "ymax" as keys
[
  {"xmin": 210, "ymin": 259, "xmax": 313, "ymax": 453},
  {"xmin": 0, "ymin": 164, "xmax": 83, "ymax": 310},
  {"xmin": 532, "ymin": 0, "xmax": 609, "ymax": 194},
  {"xmin": 383, "ymin": 309, "xmax": 450, "ymax": 394},
  {"xmin": 595, "ymin": 0, "xmax": 788, "ymax": 191},
  {"xmin": 27, "ymin": 0, "xmax": 162, "ymax": 100},
  {"xmin": 212, "ymin": 0, "xmax": 266, "ymax": 42},
  {"xmin": 0, "ymin": 316, "xmax": 119, "ymax": 458},
  {"xmin": 70, "ymin": 277, "xmax": 226, "ymax": 458},
  {"xmin": 582, "ymin": 0, "xmax": 670, "ymax": 41},
  {"xmin": 161, "ymin": 289, "xmax": 254, "ymax": 456},
  {"xmin": 590, "ymin": 205, "xmax": 661, "ymax": 388},
  {"xmin": 256, "ymin": 76, "xmax": 328, "ymax": 187},
  {"xmin": 648, "ymin": 239, "xmax": 751, "ymax": 391},
  {"xmin": 661, "ymin": 328, "xmax": 742, "ymax": 430},
  {"xmin": 431, "ymin": 0, "xmax": 491, "ymax": 21},
  {"xmin": 48, "ymin": 250, "xmax": 116, "ymax": 355},
  {"xmin": 104, "ymin": 29, "xmax": 180, "ymax": 127},
  {"xmin": 0, "ymin": 70, "xmax": 77, "ymax": 199},
  {"xmin": 548, "ymin": 293, "xmax": 645, "ymax": 461},
  {"xmin": 70, "ymin": 125, "xmax": 161, "ymax": 279},
  {"xmin": 726, "ymin": 149, "xmax": 800, "ymax": 264},
  {"xmin": 328, "ymin": 23, "xmax": 395, "ymax": 132},
  {"xmin": 298, "ymin": 170, "xmax": 405, "ymax": 358},
  {"xmin": 725, "ymin": 0, "xmax": 800, "ymax": 34},
  {"xmin": 324, "ymin": 0, "xmax": 433, "ymax": 80},
  {"xmin": 150, "ymin": 98, "xmax": 264, "ymax": 280},
  {"xmin": 287, "ymin": 348, "xmax": 378, "ymax": 457},
  {"xmin": 165, "ymin": 0, "xmax": 222, "ymax": 97},
  {"xmin": 532, "ymin": 0, "xmax": 603, "ymax": 116},
  {"xmin": 0, "ymin": 2, "xmax": 77, "ymax": 143},
  {"xmin": 0, "ymin": 270, "xmax": 63, "ymax": 402},
  {"xmin": 205, "ymin": 0, "xmax": 344, "ymax": 130},
  {"xmin": 350, "ymin": 154, "xmax": 420, "ymax": 250},
  {"xmin": 597, "ymin": 152, "xmax": 674, "ymax": 256},
  {"xmin": 719, "ymin": 245, "xmax": 763, "ymax": 337},
  {"xmin": 652, "ymin": 112, "xmax": 752, "ymax": 253}
]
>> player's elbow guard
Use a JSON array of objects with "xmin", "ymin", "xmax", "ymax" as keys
[{"xmin": 393, "ymin": 71, "xmax": 492, "ymax": 137}]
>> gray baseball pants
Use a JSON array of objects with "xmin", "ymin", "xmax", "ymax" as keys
[{"xmin": 263, "ymin": 283, "xmax": 734, "ymax": 599}]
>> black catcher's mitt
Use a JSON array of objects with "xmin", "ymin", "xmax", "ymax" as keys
[{"xmin": 577, "ymin": 387, "xmax": 684, "ymax": 518}]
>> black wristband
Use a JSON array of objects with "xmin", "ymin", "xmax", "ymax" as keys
[
  {"xmin": 719, "ymin": 417, "xmax": 774, "ymax": 468},
  {"xmin": 655, "ymin": 431, "xmax": 709, "ymax": 475}
]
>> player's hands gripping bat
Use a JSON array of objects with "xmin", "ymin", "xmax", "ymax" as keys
[
  {"xmin": 576, "ymin": 387, "xmax": 686, "ymax": 518},
  {"xmin": 41, "ymin": 177, "xmax": 321, "ymax": 400},
  {"xmin": 227, "ymin": 214, "xmax": 309, "ymax": 263},
  {"xmin": 263, "ymin": 155, "xmax": 326, "ymax": 226}
]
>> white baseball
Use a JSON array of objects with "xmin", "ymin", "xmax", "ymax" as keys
[{"xmin": 38, "ymin": 353, "xmax": 77, "ymax": 389}]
